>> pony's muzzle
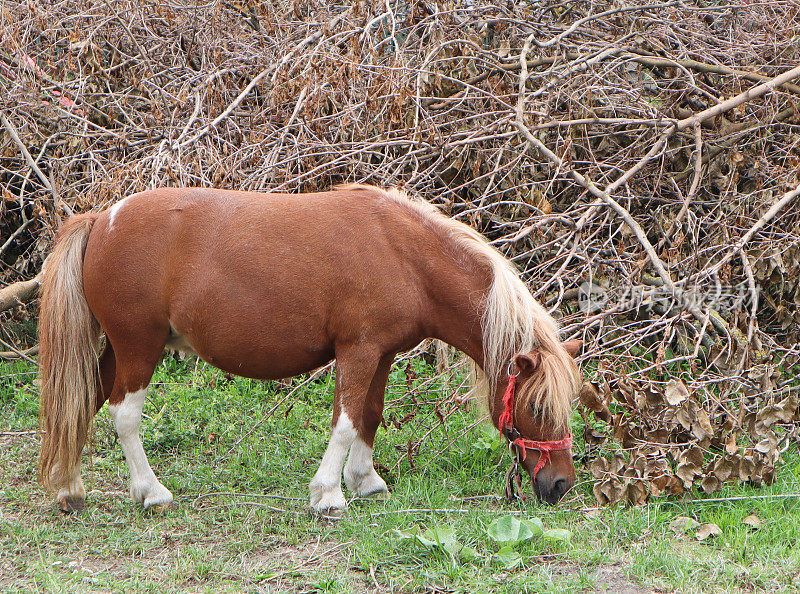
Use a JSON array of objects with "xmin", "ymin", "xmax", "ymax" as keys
[
  {"xmin": 516, "ymin": 445, "xmax": 576, "ymax": 505},
  {"xmin": 532, "ymin": 475, "xmax": 574, "ymax": 505},
  {"xmin": 525, "ymin": 451, "xmax": 576, "ymax": 505}
]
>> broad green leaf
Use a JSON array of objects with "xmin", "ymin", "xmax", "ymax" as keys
[
  {"xmin": 494, "ymin": 546, "xmax": 522, "ymax": 569},
  {"xmin": 394, "ymin": 524, "xmax": 480, "ymax": 563},
  {"xmin": 408, "ymin": 525, "xmax": 463, "ymax": 557},
  {"xmin": 441, "ymin": 540, "xmax": 462, "ymax": 556},
  {"xmin": 392, "ymin": 528, "xmax": 417, "ymax": 541},
  {"xmin": 414, "ymin": 531, "xmax": 438, "ymax": 548},
  {"xmin": 520, "ymin": 517, "xmax": 544, "ymax": 537},
  {"xmin": 487, "ymin": 516, "xmax": 535, "ymax": 545},
  {"xmin": 393, "ymin": 526, "xmax": 438, "ymax": 548},
  {"xmin": 427, "ymin": 525, "xmax": 459, "ymax": 553},
  {"xmin": 542, "ymin": 528, "xmax": 572, "ymax": 544}
]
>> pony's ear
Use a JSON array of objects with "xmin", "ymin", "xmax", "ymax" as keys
[
  {"xmin": 562, "ymin": 339, "xmax": 583, "ymax": 358},
  {"xmin": 514, "ymin": 352, "xmax": 541, "ymax": 374}
]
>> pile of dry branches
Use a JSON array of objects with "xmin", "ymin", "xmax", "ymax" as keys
[{"xmin": 2, "ymin": 0, "xmax": 799, "ymax": 504}]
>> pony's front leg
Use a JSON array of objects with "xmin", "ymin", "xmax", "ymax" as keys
[
  {"xmin": 109, "ymin": 387, "xmax": 173, "ymax": 509},
  {"xmin": 344, "ymin": 356, "xmax": 392, "ymax": 499},
  {"xmin": 309, "ymin": 348, "xmax": 379, "ymax": 516}
]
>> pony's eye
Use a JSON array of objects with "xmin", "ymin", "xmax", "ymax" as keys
[{"xmin": 530, "ymin": 402, "xmax": 543, "ymax": 417}]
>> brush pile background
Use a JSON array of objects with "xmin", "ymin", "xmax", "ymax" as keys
[{"xmin": 2, "ymin": 0, "xmax": 799, "ymax": 504}]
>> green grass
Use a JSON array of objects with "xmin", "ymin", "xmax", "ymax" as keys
[{"xmin": 1, "ymin": 356, "xmax": 800, "ymax": 592}]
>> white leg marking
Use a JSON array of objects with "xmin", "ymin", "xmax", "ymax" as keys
[
  {"xmin": 108, "ymin": 389, "xmax": 173, "ymax": 508},
  {"xmin": 309, "ymin": 412, "xmax": 357, "ymax": 515},
  {"xmin": 344, "ymin": 438, "xmax": 389, "ymax": 498}
]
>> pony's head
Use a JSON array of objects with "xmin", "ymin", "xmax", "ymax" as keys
[{"xmin": 504, "ymin": 338, "xmax": 583, "ymax": 504}]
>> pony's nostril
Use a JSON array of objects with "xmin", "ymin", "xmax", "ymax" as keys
[{"xmin": 552, "ymin": 478, "xmax": 568, "ymax": 500}]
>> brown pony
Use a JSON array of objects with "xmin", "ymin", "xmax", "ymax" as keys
[{"xmin": 37, "ymin": 185, "xmax": 582, "ymax": 515}]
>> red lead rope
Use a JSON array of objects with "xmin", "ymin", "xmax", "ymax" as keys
[{"xmin": 496, "ymin": 373, "xmax": 573, "ymax": 481}]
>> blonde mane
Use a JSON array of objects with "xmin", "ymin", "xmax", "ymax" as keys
[{"xmin": 336, "ymin": 184, "xmax": 579, "ymax": 430}]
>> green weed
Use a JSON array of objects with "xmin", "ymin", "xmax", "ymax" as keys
[{"xmin": 1, "ymin": 357, "xmax": 799, "ymax": 592}]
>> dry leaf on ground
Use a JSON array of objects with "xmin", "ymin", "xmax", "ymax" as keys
[
  {"xmin": 742, "ymin": 515, "xmax": 762, "ymax": 530},
  {"xmin": 669, "ymin": 516, "xmax": 700, "ymax": 533},
  {"xmin": 695, "ymin": 523, "xmax": 722, "ymax": 541}
]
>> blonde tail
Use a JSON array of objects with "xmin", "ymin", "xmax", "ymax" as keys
[{"xmin": 37, "ymin": 214, "xmax": 100, "ymax": 491}]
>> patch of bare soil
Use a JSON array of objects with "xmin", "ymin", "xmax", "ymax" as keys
[
  {"xmin": 590, "ymin": 565, "xmax": 656, "ymax": 594},
  {"xmin": 58, "ymin": 539, "xmax": 376, "ymax": 592},
  {"xmin": 549, "ymin": 560, "xmax": 659, "ymax": 594},
  {"xmin": 0, "ymin": 558, "xmax": 33, "ymax": 591},
  {"xmin": 246, "ymin": 540, "xmax": 375, "ymax": 593}
]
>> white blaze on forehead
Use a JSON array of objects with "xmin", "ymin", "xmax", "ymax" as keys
[{"xmin": 107, "ymin": 197, "xmax": 128, "ymax": 231}]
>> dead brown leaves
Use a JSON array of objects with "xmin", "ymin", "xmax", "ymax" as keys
[
  {"xmin": 579, "ymin": 367, "xmax": 798, "ymax": 506},
  {"xmin": 669, "ymin": 515, "xmax": 722, "ymax": 541}
]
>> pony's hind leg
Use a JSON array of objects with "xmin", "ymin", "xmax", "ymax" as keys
[
  {"xmin": 310, "ymin": 347, "xmax": 382, "ymax": 516},
  {"xmin": 107, "ymin": 344, "xmax": 173, "ymax": 509},
  {"xmin": 56, "ymin": 343, "xmax": 116, "ymax": 513},
  {"xmin": 343, "ymin": 356, "xmax": 392, "ymax": 499},
  {"xmin": 56, "ymin": 468, "xmax": 87, "ymax": 513}
]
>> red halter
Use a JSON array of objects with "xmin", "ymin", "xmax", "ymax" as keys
[{"xmin": 497, "ymin": 373, "xmax": 573, "ymax": 482}]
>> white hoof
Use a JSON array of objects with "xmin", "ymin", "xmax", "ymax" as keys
[
  {"xmin": 310, "ymin": 482, "xmax": 347, "ymax": 517},
  {"xmin": 131, "ymin": 479, "xmax": 174, "ymax": 509},
  {"xmin": 345, "ymin": 467, "xmax": 390, "ymax": 499}
]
